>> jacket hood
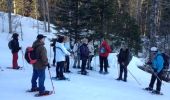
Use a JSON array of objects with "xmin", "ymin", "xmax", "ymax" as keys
[{"xmin": 101, "ymin": 40, "xmax": 108, "ymax": 46}]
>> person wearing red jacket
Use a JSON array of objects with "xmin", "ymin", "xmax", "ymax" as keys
[{"xmin": 99, "ymin": 40, "xmax": 111, "ymax": 74}]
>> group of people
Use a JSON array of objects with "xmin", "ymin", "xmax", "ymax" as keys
[{"xmin": 8, "ymin": 33, "xmax": 166, "ymax": 96}]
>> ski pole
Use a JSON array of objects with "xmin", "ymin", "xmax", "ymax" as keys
[
  {"xmin": 152, "ymin": 71, "xmax": 164, "ymax": 85},
  {"xmin": 149, "ymin": 66, "xmax": 164, "ymax": 85},
  {"xmin": 47, "ymin": 65, "xmax": 55, "ymax": 94},
  {"xmin": 128, "ymin": 69, "xmax": 141, "ymax": 85}
]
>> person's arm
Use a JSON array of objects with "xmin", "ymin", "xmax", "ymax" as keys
[
  {"xmin": 40, "ymin": 47, "xmax": 48, "ymax": 66},
  {"xmin": 61, "ymin": 44, "xmax": 71, "ymax": 56}
]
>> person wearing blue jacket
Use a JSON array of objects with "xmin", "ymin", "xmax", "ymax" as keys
[{"xmin": 145, "ymin": 47, "xmax": 164, "ymax": 94}]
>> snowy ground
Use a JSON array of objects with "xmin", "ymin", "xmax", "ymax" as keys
[{"xmin": 0, "ymin": 12, "xmax": 170, "ymax": 100}]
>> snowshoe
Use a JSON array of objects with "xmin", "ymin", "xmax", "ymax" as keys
[
  {"xmin": 116, "ymin": 78, "xmax": 122, "ymax": 81},
  {"xmin": 6, "ymin": 67, "xmax": 23, "ymax": 70},
  {"xmin": 51, "ymin": 77, "xmax": 70, "ymax": 81},
  {"xmin": 35, "ymin": 91, "xmax": 53, "ymax": 97},
  {"xmin": 151, "ymin": 90, "xmax": 163, "ymax": 95},
  {"xmin": 143, "ymin": 87, "xmax": 153, "ymax": 91},
  {"xmin": 77, "ymin": 71, "xmax": 89, "ymax": 75},
  {"xmin": 103, "ymin": 72, "xmax": 109, "ymax": 75},
  {"xmin": 26, "ymin": 87, "xmax": 39, "ymax": 92}
]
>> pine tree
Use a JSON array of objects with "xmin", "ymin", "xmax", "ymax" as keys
[{"xmin": 52, "ymin": 0, "xmax": 92, "ymax": 42}]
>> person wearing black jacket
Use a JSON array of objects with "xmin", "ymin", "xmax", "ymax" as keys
[
  {"xmin": 116, "ymin": 44, "xmax": 131, "ymax": 82},
  {"xmin": 79, "ymin": 38, "xmax": 89, "ymax": 75},
  {"xmin": 10, "ymin": 33, "xmax": 21, "ymax": 69},
  {"xmin": 50, "ymin": 38, "xmax": 57, "ymax": 66}
]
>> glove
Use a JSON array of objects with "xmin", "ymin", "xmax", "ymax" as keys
[
  {"xmin": 46, "ymin": 63, "xmax": 50, "ymax": 68},
  {"xmin": 153, "ymin": 68, "xmax": 158, "ymax": 74},
  {"xmin": 153, "ymin": 68, "xmax": 157, "ymax": 72}
]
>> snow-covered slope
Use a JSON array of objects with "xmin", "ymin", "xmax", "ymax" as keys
[{"xmin": 0, "ymin": 12, "xmax": 170, "ymax": 100}]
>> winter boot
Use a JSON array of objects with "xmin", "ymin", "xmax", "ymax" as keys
[
  {"xmin": 123, "ymin": 79, "xmax": 127, "ymax": 82},
  {"xmin": 103, "ymin": 71, "xmax": 109, "ymax": 75},
  {"xmin": 99, "ymin": 70, "xmax": 103, "ymax": 74}
]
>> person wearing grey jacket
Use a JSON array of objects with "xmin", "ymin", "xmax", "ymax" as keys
[
  {"xmin": 87, "ymin": 40, "xmax": 94, "ymax": 70},
  {"xmin": 29, "ymin": 34, "xmax": 51, "ymax": 96},
  {"xmin": 73, "ymin": 40, "xmax": 81, "ymax": 68}
]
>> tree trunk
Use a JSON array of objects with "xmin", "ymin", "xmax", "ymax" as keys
[
  {"xmin": 42, "ymin": 0, "xmax": 47, "ymax": 32},
  {"xmin": 7, "ymin": 0, "xmax": 12, "ymax": 34},
  {"xmin": 13, "ymin": 0, "xmax": 16, "ymax": 14},
  {"xmin": 149, "ymin": 0, "xmax": 160, "ymax": 46},
  {"xmin": 45, "ymin": 0, "xmax": 50, "ymax": 32}
]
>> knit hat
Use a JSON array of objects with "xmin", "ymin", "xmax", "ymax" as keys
[
  {"xmin": 82, "ymin": 38, "xmax": 88, "ymax": 44},
  {"xmin": 12, "ymin": 33, "xmax": 19, "ymax": 38},
  {"xmin": 151, "ymin": 47, "xmax": 158, "ymax": 52}
]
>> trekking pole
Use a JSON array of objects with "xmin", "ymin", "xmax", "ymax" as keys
[
  {"xmin": 49, "ymin": 46, "xmax": 52, "ymax": 66},
  {"xmin": 21, "ymin": 49, "xmax": 25, "ymax": 70},
  {"xmin": 47, "ymin": 65, "xmax": 55, "ymax": 94},
  {"xmin": 128, "ymin": 69, "xmax": 141, "ymax": 86}
]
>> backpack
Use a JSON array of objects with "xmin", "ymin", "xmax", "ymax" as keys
[
  {"xmin": 100, "ymin": 46, "xmax": 106, "ymax": 54},
  {"xmin": 162, "ymin": 53, "xmax": 169, "ymax": 69},
  {"xmin": 8, "ymin": 40, "xmax": 12, "ymax": 50},
  {"xmin": 25, "ymin": 47, "xmax": 38, "ymax": 64}
]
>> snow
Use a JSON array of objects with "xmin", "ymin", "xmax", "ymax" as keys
[{"xmin": 0, "ymin": 12, "xmax": 170, "ymax": 100}]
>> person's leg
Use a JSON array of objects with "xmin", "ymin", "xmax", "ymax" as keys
[
  {"xmin": 56, "ymin": 62, "xmax": 60, "ymax": 78},
  {"xmin": 81, "ymin": 59, "xmax": 85, "ymax": 72},
  {"xmin": 38, "ymin": 69, "xmax": 46, "ymax": 94},
  {"xmin": 66, "ymin": 56, "xmax": 70, "ymax": 72},
  {"xmin": 31, "ymin": 69, "xmax": 38, "ymax": 90},
  {"xmin": 81, "ymin": 59, "xmax": 87, "ymax": 74},
  {"xmin": 117, "ymin": 64, "xmax": 123, "ymax": 80},
  {"xmin": 12, "ymin": 52, "xmax": 18, "ymax": 68},
  {"xmin": 123, "ymin": 66, "xmax": 127, "ymax": 81},
  {"xmin": 59, "ymin": 61, "xmax": 65, "ymax": 78},
  {"xmin": 99, "ymin": 56, "xmax": 104, "ymax": 73},
  {"xmin": 87, "ymin": 55, "xmax": 93, "ymax": 70},
  {"xmin": 156, "ymin": 71, "xmax": 163, "ymax": 92},
  {"xmin": 77, "ymin": 55, "xmax": 81, "ymax": 68},
  {"xmin": 103, "ymin": 57, "xmax": 108, "ymax": 73},
  {"xmin": 53, "ymin": 48, "xmax": 56, "ymax": 66},
  {"xmin": 73, "ymin": 56, "xmax": 78, "ymax": 68},
  {"xmin": 149, "ymin": 74, "xmax": 156, "ymax": 89}
]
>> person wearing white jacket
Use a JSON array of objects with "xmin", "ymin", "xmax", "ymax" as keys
[
  {"xmin": 55, "ymin": 35, "xmax": 71, "ymax": 80},
  {"xmin": 72, "ymin": 40, "xmax": 81, "ymax": 68},
  {"xmin": 87, "ymin": 40, "xmax": 94, "ymax": 70}
]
